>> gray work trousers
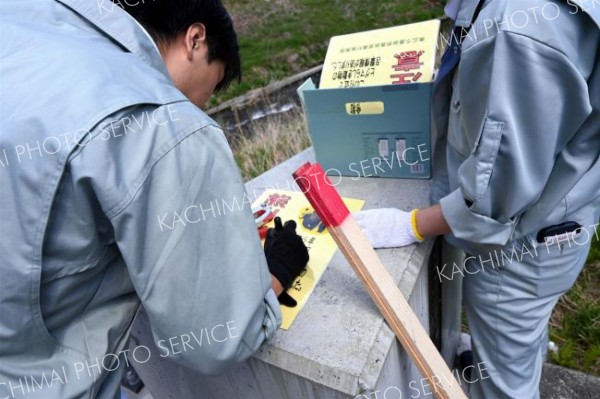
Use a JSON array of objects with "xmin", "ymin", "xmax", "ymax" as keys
[{"xmin": 463, "ymin": 230, "xmax": 592, "ymax": 399}]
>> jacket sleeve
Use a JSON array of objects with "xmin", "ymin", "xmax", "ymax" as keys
[
  {"xmin": 108, "ymin": 122, "xmax": 281, "ymax": 374},
  {"xmin": 439, "ymin": 30, "xmax": 593, "ymax": 246}
]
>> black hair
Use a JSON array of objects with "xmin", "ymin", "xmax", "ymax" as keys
[{"xmin": 113, "ymin": 0, "xmax": 241, "ymax": 92}]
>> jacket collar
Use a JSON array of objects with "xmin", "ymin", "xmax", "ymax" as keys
[
  {"xmin": 55, "ymin": 0, "xmax": 171, "ymax": 80},
  {"xmin": 453, "ymin": 0, "xmax": 600, "ymax": 30},
  {"xmin": 569, "ymin": 0, "xmax": 600, "ymax": 29},
  {"xmin": 454, "ymin": 0, "xmax": 484, "ymax": 28}
]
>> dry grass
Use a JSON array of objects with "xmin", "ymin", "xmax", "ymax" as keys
[{"xmin": 231, "ymin": 107, "xmax": 311, "ymax": 180}]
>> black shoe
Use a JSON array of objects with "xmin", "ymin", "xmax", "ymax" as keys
[{"xmin": 459, "ymin": 350, "xmax": 473, "ymax": 381}]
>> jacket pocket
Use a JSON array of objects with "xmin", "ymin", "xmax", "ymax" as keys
[{"xmin": 458, "ymin": 117, "xmax": 505, "ymax": 202}]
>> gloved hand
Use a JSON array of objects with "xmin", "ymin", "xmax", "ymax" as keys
[
  {"xmin": 354, "ymin": 208, "xmax": 424, "ymax": 249},
  {"xmin": 264, "ymin": 217, "xmax": 309, "ymax": 307}
]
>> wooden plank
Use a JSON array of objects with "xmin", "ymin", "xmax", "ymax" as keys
[{"xmin": 293, "ymin": 163, "xmax": 466, "ymax": 399}]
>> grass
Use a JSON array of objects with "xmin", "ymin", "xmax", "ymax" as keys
[
  {"xmin": 550, "ymin": 237, "xmax": 600, "ymax": 375},
  {"xmin": 587, "ymin": 235, "xmax": 600, "ymax": 263},
  {"xmin": 214, "ymin": 0, "xmax": 446, "ymax": 106},
  {"xmin": 231, "ymin": 106, "xmax": 311, "ymax": 180}
]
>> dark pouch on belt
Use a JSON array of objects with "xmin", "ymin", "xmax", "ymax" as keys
[{"xmin": 536, "ymin": 221, "xmax": 582, "ymax": 243}]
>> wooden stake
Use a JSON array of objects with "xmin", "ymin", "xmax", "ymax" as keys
[{"xmin": 293, "ymin": 163, "xmax": 466, "ymax": 399}]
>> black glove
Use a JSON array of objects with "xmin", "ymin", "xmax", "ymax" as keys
[{"xmin": 264, "ymin": 217, "xmax": 309, "ymax": 307}]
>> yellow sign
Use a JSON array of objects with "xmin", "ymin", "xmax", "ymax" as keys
[
  {"xmin": 320, "ymin": 19, "xmax": 440, "ymax": 89},
  {"xmin": 345, "ymin": 101, "xmax": 384, "ymax": 115},
  {"xmin": 253, "ymin": 189, "xmax": 364, "ymax": 330}
]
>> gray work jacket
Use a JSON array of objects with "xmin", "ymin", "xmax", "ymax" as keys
[
  {"xmin": 432, "ymin": 0, "xmax": 600, "ymax": 254},
  {"xmin": 0, "ymin": 1, "xmax": 281, "ymax": 398}
]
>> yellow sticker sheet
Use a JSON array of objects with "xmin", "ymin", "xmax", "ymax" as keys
[
  {"xmin": 320, "ymin": 19, "xmax": 440, "ymax": 89},
  {"xmin": 253, "ymin": 189, "xmax": 365, "ymax": 330}
]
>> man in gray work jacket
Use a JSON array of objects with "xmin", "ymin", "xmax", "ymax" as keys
[
  {"xmin": 0, "ymin": 1, "xmax": 308, "ymax": 398},
  {"xmin": 357, "ymin": 0, "xmax": 600, "ymax": 398}
]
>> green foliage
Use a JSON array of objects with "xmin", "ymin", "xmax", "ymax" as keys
[
  {"xmin": 551, "ymin": 340, "xmax": 577, "ymax": 369},
  {"xmin": 550, "ymin": 244, "xmax": 600, "ymax": 376},
  {"xmin": 587, "ymin": 233, "xmax": 600, "ymax": 262}
]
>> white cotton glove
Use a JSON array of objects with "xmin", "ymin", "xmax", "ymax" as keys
[{"xmin": 354, "ymin": 208, "xmax": 424, "ymax": 249}]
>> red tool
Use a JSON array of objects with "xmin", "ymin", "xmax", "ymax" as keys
[{"xmin": 253, "ymin": 203, "xmax": 278, "ymax": 239}]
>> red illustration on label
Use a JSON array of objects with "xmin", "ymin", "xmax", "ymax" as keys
[{"xmin": 391, "ymin": 50, "xmax": 424, "ymax": 84}]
